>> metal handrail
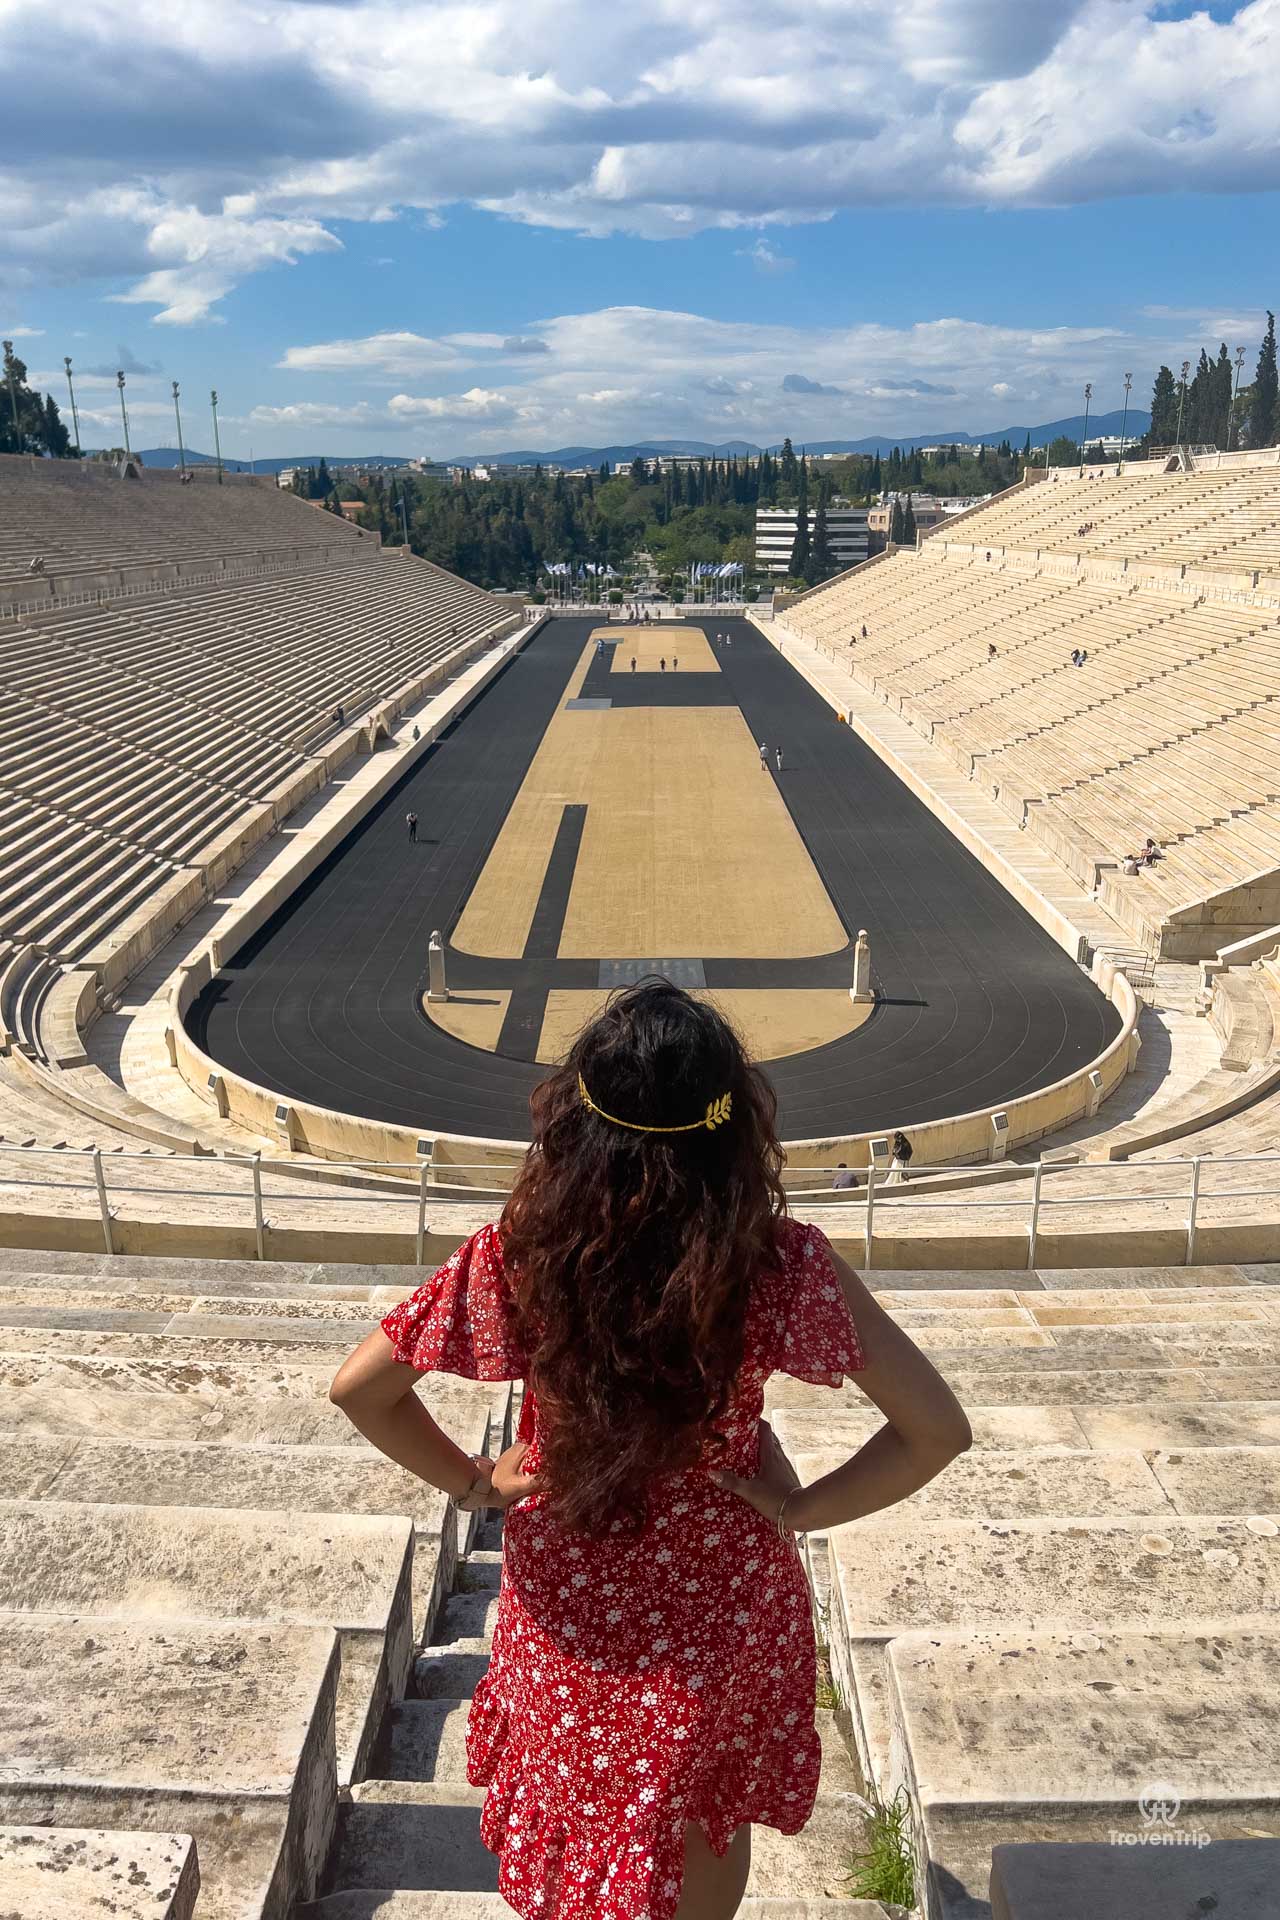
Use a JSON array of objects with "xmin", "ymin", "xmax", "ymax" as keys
[{"xmin": 0, "ymin": 1143, "xmax": 1276, "ymax": 1269}]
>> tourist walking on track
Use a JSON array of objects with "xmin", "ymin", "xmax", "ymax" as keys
[
  {"xmin": 406, "ymin": 811, "xmax": 418, "ymax": 843},
  {"xmin": 774, "ymin": 745, "xmax": 784, "ymax": 773},
  {"xmin": 331, "ymin": 980, "xmax": 970, "ymax": 1920},
  {"xmin": 758, "ymin": 740, "xmax": 769, "ymax": 770}
]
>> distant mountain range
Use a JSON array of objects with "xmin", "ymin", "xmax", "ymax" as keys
[{"xmin": 109, "ymin": 410, "xmax": 1151, "ymax": 476}]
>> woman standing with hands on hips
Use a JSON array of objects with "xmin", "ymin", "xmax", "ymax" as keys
[{"xmin": 330, "ymin": 980, "xmax": 971, "ymax": 1919}]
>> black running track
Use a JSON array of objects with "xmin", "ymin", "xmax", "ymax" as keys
[{"xmin": 190, "ymin": 617, "xmax": 1119, "ymax": 1140}]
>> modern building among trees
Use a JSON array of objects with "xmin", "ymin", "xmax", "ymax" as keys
[{"xmin": 755, "ymin": 504, "xmax": 869, "ymax": 577}]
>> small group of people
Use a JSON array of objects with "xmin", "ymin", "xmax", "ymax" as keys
[
  {"xmin": 1069, "ymin": 647, "xmax": 1089, "ymax": 667},
  {"xmin": 657, "ymin": 655, "xmax": 678, "ymax": 672},
  {"xmin": 626, "ymin": 604, "xmax": 655, "ymax": 622},
  {"xmin": 1122, "ymin": 837, "xmax": 1162, "ymax": 875},
  {"xmin": 758, "ymin": 739, "xmax": 784, "ymax": 773},
  {"xmin": 1074, "ymin": 521, "xmax": 1096, "ymax": 538},
  {"xmin": 713, "ymin": 631, "xmax": 733, "ymax": 647}
]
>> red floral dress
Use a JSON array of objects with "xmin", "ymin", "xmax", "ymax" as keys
[{"xmin": 380, "ymin": 1215, "xmax": 865, "ymax": 1920}]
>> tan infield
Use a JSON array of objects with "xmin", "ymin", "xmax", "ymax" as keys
[
  {"xmin": 452, "ymin": 694, "xmax": 845, "ymax": 960},
  {"xmin": 536, "ymin": 988, "xmax": 873, "ymax": 1066},
  {"xmin": 607, "ymin": 630, "xmax": 719, "ymax": 674},
  {"xmin": 422, "ymin": 989, "xmax": 512, "ymax": 1052}
]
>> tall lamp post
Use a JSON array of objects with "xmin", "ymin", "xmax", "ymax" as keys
[
  {"xmin": 1227, "ymin": 346, "xmax": 1246, "ymax": 452},
  {"xmin": 210, "ymin": 389, "xmax": 223, "ymax": 485},
  {"xmin": 116, "ymin": 370, "xmax": 131, "ymax": 458},
  {"xmin": 2, "ymin": 340, "xmax": 20, "ymax": 444},
  {"xmin": 1079, "ymin": 382, "xmax": 1093, "ymax": 474},
  {"xmin": 172, "ymin": 381, "xmax": 186, "ymax": 474},
  {"xmin": 1175, "ymin": 359, "xmax": 1190, "ymax": 450},
  {"xmin": 1118, "ymin": 372, "xmax": 1132, "ymax": 474},
  {"xmin": 64, "ymin": 357, "xmax": 82, "ymax": 456}
]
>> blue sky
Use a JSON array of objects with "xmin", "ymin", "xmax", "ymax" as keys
[{"xmin": 3, "ymin": 0, "xmax": 1278, "ymax": 457}]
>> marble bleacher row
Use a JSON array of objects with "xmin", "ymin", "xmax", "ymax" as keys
[
  {"xmin": 0, "ymin": 458, "xmax": 370, "ymax": 596},
  {"xmin": 0, "ymin": 554, "xmax": 506, "ymax": 965},
  {"xmin": 786, "ymin": 467, "xmax": 1280, "ymax": 931},
  {"xmin": 937, "ymin": 462, "xmax": 1280, "ymax": 577},
  {"xmin": 1, "ymin": 1245, "xmax": 1277, "ymax": 1920}
]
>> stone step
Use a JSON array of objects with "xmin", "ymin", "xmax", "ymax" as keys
[
  {"xmin": 327, "ymin": 1787, "xmax": 873, "ymax": 1905},
  {"xmin": 0, "ymin": 1827, "xmax": 199, "ymax": 1920},
  {"xmin": 413, "ymin": 1642, "xmax": 492, "ymax": 1698},
  {"xmin": 0, "ymin": 1615, "xmax": 338, "ymax": 1920},
  {"xmin": 790, "ymin": 1443, "xmax": 1171, "ymax": 1519},
  {"xmin": 986, "ymin": 1836, "xmax": 1280, "ymax": 1920},
  {"xmin": 0, "ymin": 1378, "xmax": 507, "ymax": 1451},
  {"xmin": 767, "ymin": 1364, "xmax": 1280, "ymax": 1412},
  {"xmin": 300, "ymin": 1895, "xmax": 892, "ymax": 1918},
  {"xmin": 0, "ymin": 1431, "xmax": 478, "ymax": 1631},
  {"xmin": 0, "ymin": 1498, "xmax": 415, "ymax": 1783},
  {"xmin": 827, "ymin": 1514, "xmax": 1280, "ymax": 1798},
  {"xmin": 772, "ymin": 1404, "xmax": 1093, "ymax": 1451},
  {"xmin": 429, "ymin": 1589, "xmax": 501, "ymax": 1646},
  {"xmin": 1076, "ymin": 1401, "xmax": 1280, "ymax": 1449}
]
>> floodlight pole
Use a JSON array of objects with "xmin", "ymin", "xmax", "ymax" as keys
[
  {"xmin": 116, "ymin": 370, "xmax": 131, "ymax": 458},
  {"xmin": 210, "ymin": 389, "xmax": 223, "ymax": 484},
  {"xmin": 1079, "ymin": 383, "xmax": 1092, "ymax": 474},
  {"xmin": 64, "ymin": 357, "xmax": 82, "ymax": 456},
  {"xmin": 172, "ymin": 381, "xmax": 186, "ymax": 473},
  {"xmin": 1175, "ymin": 359, "xmax": 1190, "ymax": 451},
  {"xmin": 1118, "ymin": 373, "xmax": 1131, "ymax": 474},
  {"xmin": 1227, "ymin": 347, "xmax": 1246, "ymax": 451}
]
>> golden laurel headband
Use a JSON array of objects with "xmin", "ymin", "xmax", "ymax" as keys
[{"xmin": 577, "ymin": 1073, "xmax": 732, "ymax": 1134}]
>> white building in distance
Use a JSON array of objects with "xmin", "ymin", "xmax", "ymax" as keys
[{"xmin": 755, "ymin": 505, "xmax": 869, "ymax": 577}]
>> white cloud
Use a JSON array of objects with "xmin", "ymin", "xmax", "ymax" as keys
[
  {"xmin": 259, "ymin": 302, "xmax": 1168, "ymax": 455},
  {"xmin": 737, "ymin": 236, "xmax": 795, "ymax": 276},
  {"xmin": 388, "ymin": 387, "xmax": 521, "ymax": 421},
  {"xmin": 1, "ymin": 1, "xmax": 1276, "ymax": 318},
  {"xmin": 280, "ymin": 331, "xmax": 462, "ymax": 377},
  {"xmin": 2, "ymin": 325, "xmax": 44, "ymax": 339}
]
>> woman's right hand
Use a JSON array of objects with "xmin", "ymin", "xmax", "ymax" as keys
[
  {"xmin": 709, "ymin": 1420, "xmax": 802, "ymax": 1526},
  {"xmin": 490, "ymin": 1437, "xmax": 544, "ymax": 1508}
]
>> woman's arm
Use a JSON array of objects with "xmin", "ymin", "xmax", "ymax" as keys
[
  {"xmin": 715, "ymin": 1247, "xmax": 972, "ymax": 1532},
  {"xmin": 330, "ymin": 1327, "xmax": 499, "ymax": 1503}
]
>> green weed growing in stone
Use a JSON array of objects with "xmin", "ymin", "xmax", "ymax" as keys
[{"xmin": 845, "ymin": 1786, "xmax": 915, "ymax": 1907}]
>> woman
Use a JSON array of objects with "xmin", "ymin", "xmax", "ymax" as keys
[{"xmin": 330, "ymin": 981, "xmax": 970, "ymax": 1919}]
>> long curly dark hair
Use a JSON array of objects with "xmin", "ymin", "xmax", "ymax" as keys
[{"xmin": 500, "ymin": 978, "xmax": 787, "ymax": 1535}]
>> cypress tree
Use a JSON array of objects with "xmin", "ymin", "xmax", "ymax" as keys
[
  {"xmin": 1246, "ymin": 312, "xmax": 1278, "ymax": 449},
  {"xmin": 889, "ymin": 497, "xmax": 905, "ymax": 544},
  {"xmin": 902, "ymin": 499, "xmax": 918, "ymax": 545},
  {"xmin": 1148, "ymin": 366, "xmax": 1178, "ymax": 446}
]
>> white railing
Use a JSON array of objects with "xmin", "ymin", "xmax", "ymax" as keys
[{"xmin": 0, "ymin": 1144, "xmax": 1277, "ymax": 1269}]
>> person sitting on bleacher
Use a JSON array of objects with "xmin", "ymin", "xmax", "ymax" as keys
[{"xmin": 27, "ymin": 554, "xmax": 44, "ymax": 574}]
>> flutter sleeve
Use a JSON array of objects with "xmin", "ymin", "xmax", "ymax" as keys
[
  {"xmin": 379, "ymin": 1223, "xmax": 525, "ymax": 1380},
  {"xmin": 774, "ymin": 1220, "xmax": 866, "ymax": 1385}
]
